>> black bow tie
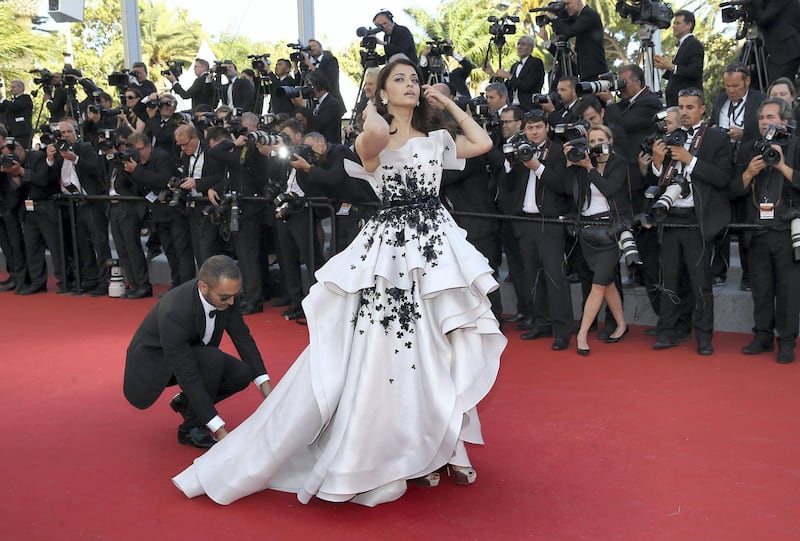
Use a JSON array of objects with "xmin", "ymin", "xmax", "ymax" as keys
[
  {"xmin": 209, "ymin": 309, "xmax": 219, "ymax": 318},
  {"xmin": 684, "ymin": 127, "xmax": 695, "ymax": 136}
]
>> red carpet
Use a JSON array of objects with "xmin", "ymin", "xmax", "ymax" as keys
[{"xmin": 2, "ymin": 278, "xmax": 799, "ymax": 540}]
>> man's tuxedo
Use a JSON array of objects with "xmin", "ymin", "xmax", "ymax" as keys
[
  {"xmin": 710, "ymin": 89, "xmax": 766, "ymax": 163},
  {"xmin": 663, "ymin": 35, "xmax": 704, "ymax": 106},
  {"xmin": 506, "ymin": 56, "xmax": 545, "ymax": 112},
  {"xmin": 224, "ymin": 77, "xmax": 256, "ymax": 113},
  {"xmin": 124, "ymin": 279, "xmax": 267, "ymax": 426},
  {"xmin": 383, "ymin": 24, "xmax": 418, "ymax": 64},
  {"xmin": 752, "ymin": 0, "xmax": 800, "ymax": 81},
  {"xmin": 267, "ymin": 73, "xmax": 297, "ymax": 115},
  {"xmin": 551, "ymin": 6, "xmax": 608, "ymax": 81},
  {"xmin": 312, "ymin": 94, "xmax": 346, "ymax": 144},
  {"xmin": 604, "ymin": 88, "xmax": 665, "ymax": 166}
]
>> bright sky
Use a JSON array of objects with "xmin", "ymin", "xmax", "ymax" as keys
[{"xmin": 165, "ymin": 0, "xmax": 438, "ymax": 53}]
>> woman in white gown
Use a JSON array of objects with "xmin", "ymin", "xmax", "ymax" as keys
[{"xmin": 172, "ymin": 58, "xmax": 507, "ymax": 507}]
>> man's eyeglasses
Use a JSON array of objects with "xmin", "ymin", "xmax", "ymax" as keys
[
  {"xmin": 124, "ymin": 95, "xmax": 137, "ymax": 100},
  {"xmin": 500, "ymin": 119, "xmax": 520, "ymax": 124}
]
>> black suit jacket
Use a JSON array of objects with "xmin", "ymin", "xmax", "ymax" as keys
[
  {"xmin": 661, "ymin": 126, "xmax": 733, "ymax": 240},
  {"xmin": 605, "ymin": 89, "xmax": 665, "ymax": 168},
  {"xmin": 710, "ymin": 89, "xmax": 766, "ymax": 163},
  {"xmin": 123, "ymin": 279, "xmax": 267, "ymax": 424},
  {"xmin": 315, "ymin": 53, "xmax": 342, "ymax": 99},
  {"xmin": 267, "ymin": 73, "xmax": 297, "ymax": 115},
  {"xmin": 506, "ymin": 56, "xmax": 545, "ymax": 112},
  {"xmin": 145, "ymin": 116, "xmax": 180, "ymax": 160},
  {"xmin": 751, "ymin": 0, "xmax": 800, "ymax": 64},
  {"xmin": 551, "ymin": 6, "xmax": 608, "ymax": 81},
  {"xmin": 180, "ymin": 143, "xmax": 226, "ymax": 195},
  {"xmin": 498, "ymin": 139, "xmax": 571, "ymax": 237},
  {"xmin": 441, "ymin": 154, "xmax": 500, "ymax": 241},
  {"xmin": 0, "ymin": 93, "xmax": 33, "ymax": 139},
  {"xmin": 225, "ymin": 77, "xmax": 256, "ymax": 112},
  {"xmin": 312, "ymin": 94, "xmax": 346, "ymax": 144},
  {"xmin": 663, "ymin": 35, "xmax": 704, "ymax": 107},
  {"xmin": 128, "ymin": 146, "xmax": 179, "ymax": 223},
  {"xmin": 384, "ymin": 24, "xmax": 418, "ymax": 64},
  {"xmin": 171, "ymin": 73, "xmax": 215, "ymax": 109},
  {"xmin": 567, "ymin": 152, "xmax": 632, "ymax": 220}
]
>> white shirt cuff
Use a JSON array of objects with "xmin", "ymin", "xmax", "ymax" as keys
[
  {"xmin": 254, "ymin": 374, "xmax": 270, "ymax": 386},
  {"xmin": 206, "ymin": 415, "xmax": 225, "ymax": 433},
  {"xmin": 534, "ymin": 163, "xmax": 545, "ymax": 178}
]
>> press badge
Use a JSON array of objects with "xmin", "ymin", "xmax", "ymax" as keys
[
  {"xmin": 145, "ymin": 191, "xmax": 158, "ymax": 203},
  {"xmin": 759, "ymin": 202, "xmax": 775, "ymax": 220},
  {"xmin": 25, "ymin": 199, "xmax": 34, "ymax": 212},
  {"xmin": 337, "ymin": 203, "xmax": 352, "ymax": 216}
]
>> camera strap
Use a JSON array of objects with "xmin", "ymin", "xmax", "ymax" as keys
[
  {"xmin": 659, "ymin": 126, "xmax": 706, "ymax": 185},
  {"xmin": 751, "ymin": 167, "xmax": 782, "ymax": 210}
]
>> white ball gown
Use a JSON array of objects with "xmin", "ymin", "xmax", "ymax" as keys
[{"xmin": 172, "ymin": 129, "xmax": 506, "ymax": 506}]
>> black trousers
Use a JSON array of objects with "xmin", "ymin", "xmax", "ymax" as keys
[
  {"xmin": 747, "ymin": 229, "xmax": 800, "ymax": 344},
  {"xmin": 0, "ymin": 208, "xmax": 28, "ymax": 287},
  {"xmin": 154, "ymin": 207, "xmax": 195, "ymax": 287},
  {"xmin": 22, "ymin": 201, "xmax": 65, "ymax": 289},
  {"xmin": 456, "ymin": 216, "xmax": 503, "ymax": 321},
  {"xmin": 230, "ymin": 204, "xmax": 265, "ymax": 307},
  {"xmin": 276, "ymin": 208, "xmax": 324, "ymax": 307},
  {"xmin": 518, "ymin": 219, "xmax": 573, "ymax": 341},
  {"xmin": 188, "ymin": 205, "xmax": 221, "ymax": 268},
  {"xmin": 166, "ymin": 345, "xmax": 254, "ymax": 429},
  {"xmin": 501, "ymin": 220, "xmax": 529, "ymax": 316},
  {"xmin": 658, "ymin": 222, "xmax": 714, "ymax": 342},
  {"xmin": 69, "ymin": 201, "xmax": 111, "ymax": 287},
  {"xmin": 109, "ymin": 201, "xmax": 150, "ymax": 290}
]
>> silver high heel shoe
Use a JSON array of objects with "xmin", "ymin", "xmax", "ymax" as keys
[{"xmin": 447, "ymin": 464, "xmax": 477, "ymax": 485}]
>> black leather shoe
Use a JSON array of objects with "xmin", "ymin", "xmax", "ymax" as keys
[
  {"xmin": 653, "ymin": 337, "xmax": 678, "ymax": 350},
  {"xmin": 126, "ymin": 286, "xmax": 153, "ymax": 299},
  {"xmin": 239, "ymin": 302, "xmax": 264, "ymax": 315},
  {"xmin": 742, "ymin": 338, "xmax": 774, "ymax": 355},
  {"xmin": 88, "ymin": 284, "xmax": 108, "ymax": 297},
  {"xmin": 169, "ymin": 392, "xmax": 189, "ymax": 421},
  {"xmin": 739, "ymin": 278, "xmax": 752, "ymax": 291},
  {"xmin": 551, "ymin": 338, "xmax": 570, "ymax": 351},
  {"xmin": 697, "ymin": 343, "xmax": 714, "ymax": 356},
  {"xmin": 777, "ymin": 344, "xmax": 795, "ymax": 364},
  {"xmin": 0, "ymin": 276, "xmax": 12, "ymax": 286},
  {"xmin": 643, "ymin": 327, "xmax": 658, "ymax": 337},
  {"xmin": 502, "ymin": 312, "xmax": 527, "ymax": 323},
  {"xmin": 515, "ymin": 319, "xmax": 533, "ymax": 331},
  {"xmin": 16, "ymin": 284, "xmax": 47, "ymax": 296},
  {"xmin": 521, "ymin": 326, "xmax": 553, "ymax": 340},
  {"xmin": 0, "ymin": 280, "xmax": 16, "ymax": 292},
  {"xmin": 285, "ymin": 307, "xmax": 305, "ymax": 320},
  {"xmin": 177, "ymin": 426, "xmax": 216, "ymax": 449}
]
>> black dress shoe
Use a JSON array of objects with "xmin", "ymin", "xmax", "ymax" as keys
[
  {"xmin": 239, "ymin": 302, "xmax": 264, "ymax": 315},
  {"xmin": 521, "ymin": 327, "xmax": 553, "ymax": 340},
  {"xmin": 502, "ymin": 312, "xmax": 527, "ymax": 323},
  {"xmin": 739, "ymin": 278, "xmax": 752, "ymax": 291},
  {"xmin": 88, "ymin": 284, "xmax": 109, "ymax": 297},
  {"xmin": 280, "ymin": 304, "xmax": 301, "ymax": 317},
  {"xmin": 126, "ymin": 286, "xmax": 153, "ymax": 299},
  {"xmin": 169, "ymin": 392, "xmax": 189, "ymax": 421},
  {"xmin": 0, "ymin": 276, "xmax": 12, "ymax": 286},
  {"xmin": 653, "ymin": 337, "xmax": 678, "ymax": 350},
  {"xmin": 515, "ymin": 319, "xmax": 533, "ymax": 331},
  {"xmin": 16, "ymin": 284, "xmax": 47, "ymax": 296},
  {"xmin": 284, "ymin": 307, "xmax": 305, "ymax": 320},
  {"xmin": 742, "ymin": 338, "xmax": 774, "ymax": 355},
  {"xmin": 0, "ymin": 280, "xmax": 16, "ymax": 292},
  {"xmin": 644, "ymin": 327, "xmax": 659, "ymax": 337},
  {"xmin": 177, "ymin": 426, "xmax": 216, "ymax": 449},
  {"xmin": 551, "ymin": 338, "xmax": 570, "ymax": 351},
  {"xmin": 777, "ymin": 345, "xmax": 795, "ymax": 364},
  {"xmin": 697, "ymin": 343, "xmax": 714, "ymax": 356}
]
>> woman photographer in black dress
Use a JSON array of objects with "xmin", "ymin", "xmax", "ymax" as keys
[{"xmin": 564, "ymin": 125, "xmax": 630, "ymax": 355}]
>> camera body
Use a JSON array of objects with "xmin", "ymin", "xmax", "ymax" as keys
[
  {"xmin": 530, "ymin": 2, "xmax": 566, "ymax": 26},
  {"xmin": 55, "ymin": 139, "xmax": 73, "ymax": 153},
  {"xmin": 274, "ymin": 191, "xmax": 304, "ymax": 221},
  {"xmin": 288, "ymin": 42, "xmax": 311, "ymax": 65},
  {"xmin": 554, "ymin": 123, "xmax": 590, "ymax": 162},
  {"xmin": 662, "ymin": 128, "xmax": 688, "ymax": 147},
  {"xmin": 615, "ymin": 0, "xmax": 674, "ymax": 29},
  {"xmin": 720, "ymin": 0, "xmax": 752, "ymax": 23},
  {"xmin": 503, "ymin": 133, "xmax": 535, "ymax": 164},
  {"xmin": 160, "ymin": 60, "xmax": 185, "ymax": 78},
  {"xmin": 275, "ymin": 85, "xmax": 314, "ymax": 100},
  {"xmin": 427, "ymin": 38, "xmax": 453, "ymax": 57},
  {"xmin": 248, "ymin": 54, "xmax": 271, "ymax": 73},
  {"xmin": 487, "ymin": 15, "xmax": 519, "ymax": 37},
  {"xmin": 754, "ymin": 124, "xmax": 793, "ymax": 166}
]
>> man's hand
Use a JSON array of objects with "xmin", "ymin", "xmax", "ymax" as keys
[
  {"xmin": 213, "ymin": 427, "xmax": 229, "ymax": 441},
  {"xmin": 540, "ymin": 98, "xmax": 555, "ymax": 114},
  {"xmin": 208, "ymin": 188, "xmax": 221, "ymax": 206},
  {"xmin": 289, "ymin": 153, "xmax": 311, "ymax": 172},
  {"xmin": 259, "ymin": 381, "xmax": 273, "ymax": 399},
  {"xmin": 653, "ymin": 54, "xmax": 674, "ymax": 72},
  {"xmin": 727, "ymin": 126, "xmax": 744, "ymax": 142},
  {"xmin": 179, "ymin": 177, "xmax": 196, "ymax": 190},
  {"xmin": 60, "ymin": 149, "xmax": 78, "ymax": 162},
  {"xmin": 651, "ymin": 140, "xmax": 669, "ymax": 169},
  {"xmin": 122, "ymin": 158, "xmax": 138, "ymax": 173},
  {"xmin": 668, "ymin": 145, "xmax": 693, "ymax": 165},
  {"xmin": 164, "ymin": 72, "xmax": 177, "ymax": 84}
]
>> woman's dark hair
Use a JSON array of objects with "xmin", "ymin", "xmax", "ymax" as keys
[{"xmin": 374, "ymin": 58, "xmax": 441, "ymax": 135}]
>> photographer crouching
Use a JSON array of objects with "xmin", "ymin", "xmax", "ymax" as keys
[{"xmin": 732, "ymin": 98, "xmax": 800, "ymax": 363}]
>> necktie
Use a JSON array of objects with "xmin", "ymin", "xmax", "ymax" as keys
[{"xmin": 209, "ymin": 309, "xmax": 219, "ymax": 318}]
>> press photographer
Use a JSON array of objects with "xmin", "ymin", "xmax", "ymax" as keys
[
  {"xmin": 540, "ymin": 0, "xmax": 609, "ymax": 81},
  {"xmin": 0, "ymin": 133, "xmax": 30, "ymax": 293},
  {"xmin": 732, "ymin": 97, "xmax": 800, "ymax": 363},
  {"xmin": 482, "ymin": 35, "xmax": 544, "ymax": 113},
  {"xmin": 0, "ymin": 80, "xmax": 33, "ymax": 149},
  {"xmin": 648, "ymin": 88, "xmax": 733, "ymax": 355},
  {"xmin": 265, "ymin": 58, "xmax": 298, "ymax": 116},
  {"xmin": 205, "ymin": 112, "xmax": 269, "ymax": 314},
  {"xmin": 653, "ymin": 10, "xmax": 705, "ymax": 106},
  {"xmin": 298, "ymin": 39, "xmax": 342, "ymax": 100},
  {"xmin": 166, "ymin": 58, "xmax": 215, "ymax": 109},
  {"xmin": 306, "ymin": 71, "xmax": 346, "ymax": 144},
  {"xmin": 372, "ymin": 9, "xmax": 418, "ymax": 64}
]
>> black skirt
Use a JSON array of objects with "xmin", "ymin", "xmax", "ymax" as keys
[{"xmin": 578, "ymin": 220, "xmax": 621, "ymax": 286}]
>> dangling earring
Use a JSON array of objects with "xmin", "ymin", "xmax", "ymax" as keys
[
  {"xmin": 381, "ymin": 96, "xmax": 388, "ymax": 105},
  {"xmin": 415, "ymin": 100, "xmax": 420, "ymax": 107}
]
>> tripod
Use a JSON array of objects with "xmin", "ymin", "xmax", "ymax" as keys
[
  {"xmin": 425, "ymin": 53, "xmax": 450, "ymax": 85},
  {"xmin": 738, "ymin": 23, "xmax": 769, "ymax": 91},
  {"xmin": 549, "ymin": 37, "xmax": 575, "ymax": 87},
  {"xmin": 636, "ymin": 24, "xmax": 661, "ymax": 96},
  {"xmin": 483, "ymin": 36, "xmax": 507, "ymax": 84},
  {"xmin": 347, "ymin": 55, "xmax": 382, "ymax": 137}
]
